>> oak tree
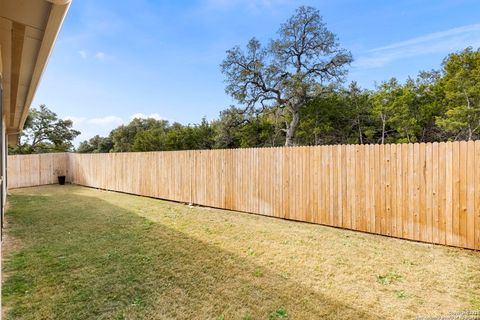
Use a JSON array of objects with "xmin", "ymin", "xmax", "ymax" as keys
[
  {"xmin": 221, "ymin": 6, "xmax": 352, "ymax": 146},
  {"xmin": 10, "ymin": 105, "xmax": 80, "ymax": 154}
]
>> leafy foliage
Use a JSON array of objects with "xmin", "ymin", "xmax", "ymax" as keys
[
  {"xmin": 221, "ymin": 6, "xmax": 352, "ymax": 146},
  {"xmin": 110, "ymin": 118, "xmax": 168, "ymax": 152},
  {"xmin": 77, "ymin": 135, "xmax": 113, "ymax": 153},
  {"xmin": 16, "ymin": 8, "xmax": 478, "ymax": 155},
  {"xmin": 76, "ymin": 47, "xmax": 479, "ymax": 153},
  {"xmin": 9, "ymin": 105, "xmax": 80, "ymax": 154},
  {"xmin": 436, "ymin": 47, "xmax": 480, "ymax": 140}
]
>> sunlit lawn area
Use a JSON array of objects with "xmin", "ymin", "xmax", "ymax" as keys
[{"xmin": 2, "ymin": 185, "xmax": 479, "ymax": 319}]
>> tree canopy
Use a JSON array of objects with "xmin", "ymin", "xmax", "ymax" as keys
[
  {"xmin": 73, "ymin": 47, "xmax": 480, "ymax": 154},
  {"xmin": 9, "ymin": 105, "xmax": 80, "ymax": 154},
  {"xmin": 221, "ymin": 6, "xmax": 352, "ymax": 146},
  {"xmin": 14, "ymin": 7, "xmax": 480, "ymax": 155},
  {"xmin": 436, "ymin": 47, "xmax": 480, "ymax": 140},
  {"xmin": 16, "ymin": 46, "xmax": 480, "ymax": 155}
]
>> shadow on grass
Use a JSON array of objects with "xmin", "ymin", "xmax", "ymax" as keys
[{"xmin": 3, "ymin": 187, "xmax": 381, "ymax": 319}]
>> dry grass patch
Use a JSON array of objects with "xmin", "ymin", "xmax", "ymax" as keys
[{"xmin": 2, "ymin": 185, "xmax": 479, "ymax": 319}]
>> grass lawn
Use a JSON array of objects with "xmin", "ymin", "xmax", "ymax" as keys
[{"xmin": 2, "ymin": 185, "xmax": 479, "ymax": 319}]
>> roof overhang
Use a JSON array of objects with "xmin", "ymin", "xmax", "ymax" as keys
[{"xmin": 0, "ymin": 0, "xmax": 71, "ymax": 144}]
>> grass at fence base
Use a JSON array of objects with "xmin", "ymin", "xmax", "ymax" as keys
[{"xmin": 2, "ymin": 185, "xmax": 480, "ymax": 319}]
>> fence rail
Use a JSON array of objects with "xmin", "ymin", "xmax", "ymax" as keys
[{"xmin": 7, "ymin": 142, "xmax": 480, "ymax": 250}]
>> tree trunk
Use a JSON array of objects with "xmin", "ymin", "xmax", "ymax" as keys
[
  {"xmin": 381, "ymin": 115, "xmax": 386, "ymax": 144},
  {"xmin": 465, "ymin": 89, "xmax": 472, "ymax": 140},
  {"xmin": 357, "ymin": 116, "xmax": 363, "ymax": 144},
  {"xmin": 285, "ymin": 109, "xmax": 300, "ymax": 146}
]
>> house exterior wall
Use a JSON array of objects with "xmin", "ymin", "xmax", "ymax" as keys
[
  {"xmin": 0, "ymin": 0, "xmax": 71, "ymax": 306},
  {"xmin": 1, "ymin": 48, "xmax": 5, "ymax": 232},
  {"xmin": 0, "ymin": 0, "xmax": 71, "ymax": 229}
]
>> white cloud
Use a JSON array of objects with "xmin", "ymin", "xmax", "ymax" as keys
[
  {"xmin": 88, "ymin": 116, "xmax": 123, "ymax": 126},
  {"xmin": 64, "ymin": 116, "xmax": 87, "ymax": 124},
  {"xmin": 354, "ymin": 24, "xmax": 480, "ymax": 69},
  {"xmin": 129, "ymin": 113, "xmax": 165, "ymax": 121},
  {"xmin": 64, "ymin": 115, "xmax": 123, "ymax": 146},
  {"xmin": 95, "ymin": 52, "xmax": 106, "ymax": 60},
  {"xmin": 77, "ymin": 50, "xmax": 109, "ymax": 61},
  {"xmin": 78, "ymin": 50, "xmax": 87, "ymax": 59}
]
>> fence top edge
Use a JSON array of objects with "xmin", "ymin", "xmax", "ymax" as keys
[{"xmin": 8, "ymin": 140, "xmax": 480, "ymax": 157}]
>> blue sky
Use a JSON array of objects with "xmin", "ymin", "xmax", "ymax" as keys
[{"xmin": 31, "ymin": 0, "xmax": 480, "ymax": 144}]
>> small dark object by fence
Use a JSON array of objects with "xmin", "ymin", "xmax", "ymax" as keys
[{"xmin": 57, "ymin": 176, "xmax": 66, "ymax": 185}]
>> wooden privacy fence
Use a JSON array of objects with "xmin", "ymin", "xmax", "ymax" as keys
[
  {"xmin": 8, "ymin": 153, "xmax": 68, "ymax": 189},
  {"xmin": 8, "ymin": 141, "xmax": 480, "ymax": 250}
]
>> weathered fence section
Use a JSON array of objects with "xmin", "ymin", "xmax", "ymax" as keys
[
  {"xmin": 7, "ymin": 153, "xmax": 68, "ymax": 189},
  {"xmin": 8, "ymin": 142, "xmax": 480, "ymax": 250}
]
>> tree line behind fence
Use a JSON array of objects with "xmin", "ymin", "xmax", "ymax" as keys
[{"xmin": 8, "ymin": 141, "xmax": 480, "ymax": 250}]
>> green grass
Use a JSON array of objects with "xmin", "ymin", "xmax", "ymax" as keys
[
  {"xmin": 376, "ymin": 271, "xmax": 402, "ymax": 285},
  {"xmin": 2, "ymin": 185, "xmax": 480, "ymax": 319}
]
